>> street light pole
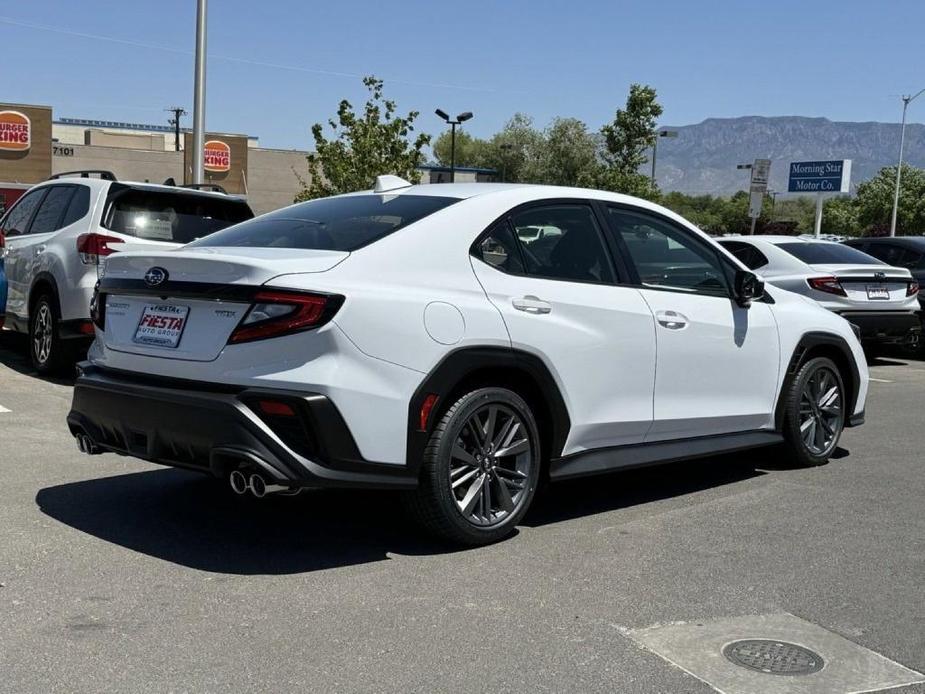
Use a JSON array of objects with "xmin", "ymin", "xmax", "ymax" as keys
[
  {"xmin": 435, "ymin": 110, "xmax": 473, "ymax": 183},
  {"xmin": 191, "ymin": 0, "xmax": 208, "ymax": 185},
  {"xmin": 889, "ymin": 88, "xmax": 924, "ymax": 237},
  {"xmin": 650, "ymin": 129, "xmax": 678, "ymax": 187},
  {"xmin": 499, "ymin": 143, "xmax": 513, "ymax": 182}
]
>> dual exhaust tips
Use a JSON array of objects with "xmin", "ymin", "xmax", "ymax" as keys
[{"xmin": 229, "ymin": 469, "xmax": 296, "ymax": 498}]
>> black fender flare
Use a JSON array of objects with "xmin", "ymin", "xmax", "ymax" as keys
[
  {"xmin": 774, "ymin": 331, "xmax": 863, "ymax": 430},
  {"xmin": 29, "ymin": 271, "xmax": 61, "ymax": 315},
  {"xmin": 406, "ymin": 346, "xmax": 571, "ymax": 473}
]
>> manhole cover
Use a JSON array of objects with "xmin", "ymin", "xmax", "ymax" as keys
[{"xmin": 723, "ymin": 639, "xmax": 824, "ymax": 676}]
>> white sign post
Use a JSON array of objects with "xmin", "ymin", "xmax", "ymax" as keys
[{"xmin": 747, "ymin": 159, "xmax": 772, "ymax": 235}]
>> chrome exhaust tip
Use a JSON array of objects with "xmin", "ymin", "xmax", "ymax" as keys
[
  {"xmin": 229, "ymin": 469, "xmax": 249, "ymax": 495},
  {"xmin": 248, "ymin": 473, "xmax": 267, "ymax": 498},
  {"xmin": 75, "ymin": 433, "xmax": 99, "ymax": 455}
]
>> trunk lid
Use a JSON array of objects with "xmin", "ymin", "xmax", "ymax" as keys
[
  {"xmin": 809, "ymin": 263, "xmax": 913, "ymax": 305},
  {"xmin": 99, "ymin": 247, "xmax": 348, "ymax": 361}
]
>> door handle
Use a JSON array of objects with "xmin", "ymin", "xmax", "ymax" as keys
[
  {"xmin": 512, "ymin": 296, "xmax": 552, "ymax": 315},
  {"xmin": 655, "ymin": 310, "xmax": 688, "ymax": 330}
]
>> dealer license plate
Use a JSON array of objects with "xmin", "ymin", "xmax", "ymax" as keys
[
  {"xmin": 866, "ymin": 284, "xmax": 889, "ymax": 300},
  {"xmin": 133, "ymin": 304, "xmax": 190, "ymax": 348}
]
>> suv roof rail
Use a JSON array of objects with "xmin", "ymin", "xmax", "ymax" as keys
[
  {"xmin": 181, "ymin": 183, "xmax": 227, "ymax": 194},
  {"xmin": 48, "ymin": 170, "xmax": 117, "ymax": 181}
]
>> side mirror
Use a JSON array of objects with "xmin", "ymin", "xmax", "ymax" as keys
[{"xmin": 734, "ymin": 269, "xmax": 764, "ymax": 307}]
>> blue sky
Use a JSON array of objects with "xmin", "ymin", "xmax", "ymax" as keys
[{"xmin": 1, "ymin": 0, "xmax": 923, "ymax": 149}]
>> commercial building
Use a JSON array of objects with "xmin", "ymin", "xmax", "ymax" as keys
[{"xmin": 0, "ymin": 102, "xmax": 495, "ymax": 216}]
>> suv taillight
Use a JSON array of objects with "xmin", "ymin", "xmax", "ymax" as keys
[
  {"xmin": 907, "ymin": 280, "xmax": 920, "ymax": 297},
  {"xmin": 807, "ymin": 276, "xmax": 847, "ymax": 297},
  {"xmin": 76, "ymin": 233, "xmax": 122, "ymax": 265},
  {"xmin": 228, "ymin": 290, "xmax": 344, "ymax": 344}
]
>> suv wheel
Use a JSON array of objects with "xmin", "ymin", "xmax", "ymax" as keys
[
  {"xmin": 406, "ymin": 387, "xmax": 541, "ymax": 545},
  {"xmin": 30, "ymin": 294, "xmax": 69, "ymax": 375},
  {"xmin": 782, "ymin": 357, "xmax": 846, "ymax": 466}
]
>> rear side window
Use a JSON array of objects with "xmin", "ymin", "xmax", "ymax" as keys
[
  {"xmin": 474, "ymin": 221, "xmax": 526, "ymax": 274},
  {"xmin": 103, "ymin": 188, "xmax": 253, "ymax": 244},
  {"xmin": 61, "ymin": 185, "xmax": 91, "ymax": 227},
  {"xmin": 29, "ymin": 186, "xmax": 76, "ymax": 235},
  {"xmin": 718, "ymin": 240, "xmax": 770, "ymax": 270},
  {"xmin": 510, "ymin": 205, "xmax": 614, "ymax": 284},
  {"xmin": 189, "ymin": 194, "xmax": 459, "ymax": 251},
  {"xmin": 776, "ymin": 242, "xmax": 884, "ymax": 265}
]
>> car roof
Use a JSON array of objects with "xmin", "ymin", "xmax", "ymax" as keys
[{"xmin": 29, "ymin": 176, "xmax": 241, "ymax": 201}]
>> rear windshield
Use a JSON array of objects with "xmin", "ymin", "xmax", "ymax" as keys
[
  {"xmin": 188, "ymin": 194, "xmax": 459, "ymax": 252},
  {"xmin": 103, "ymin": 189, "xmax": 254, "ymax": 244},
  {"xmin": 776, "ymin": 242, "xmax": 884, "ymax": 266}
]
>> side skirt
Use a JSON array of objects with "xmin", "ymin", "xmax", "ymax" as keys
[{"xmin": 550, "ymin": 430, "xmax": 783, "ymax": 481}]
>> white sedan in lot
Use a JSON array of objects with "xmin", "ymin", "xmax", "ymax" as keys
[
  {"xmin": 67, "ymin": 179, "xmax": 868, "ymax": 545},
  {"xmin": 717, "ymin": 235, "xmax": 921, "ymax": 351}
]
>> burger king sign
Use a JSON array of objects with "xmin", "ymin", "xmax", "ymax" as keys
[
  {"xmin": 203, "ymin": 140, "xmax": 231, "ymax": 173},
  {"xmin": 0, "ymin": 110, "xmax": 31, "ymax": 152}
]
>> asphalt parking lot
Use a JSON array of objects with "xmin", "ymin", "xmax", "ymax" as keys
[{"xmin": 0, "ymin": 330, "xmax": 923, "ymax": 693}]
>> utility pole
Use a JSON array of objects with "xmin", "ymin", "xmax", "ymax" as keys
[
  {"xmin": 650, "ymin": 129, "xmax": 678, "ymax": 187},
  {"xmin": 889, "ymin": 88, "xmax": 924, "ymax": 237},
  {"xmin": 165, "ymin": 106, "xmax": 187, "ymax": 152},
  {"xmin": 191, "ymin": 0, "xmax": 208, "ymax": 185}
]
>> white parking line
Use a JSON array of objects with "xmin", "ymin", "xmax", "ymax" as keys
[
  {"xmin": 869, "ymin": 377, "xmax": 894, "ymax": 383},
  {"xmin": 0, "ymin": 404, "xmax": 10, "ymax": 413}
]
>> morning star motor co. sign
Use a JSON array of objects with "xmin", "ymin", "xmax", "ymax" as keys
[{"xmin": 787, "ymin": 160, "xmax": 852, "ymax": 193}]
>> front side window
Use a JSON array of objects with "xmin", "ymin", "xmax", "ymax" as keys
[
  {"xmin": 718, "ymin": 240, "xmax": 770, "ymax": 271},
  {"xmin": 0, "ymin": 188, "xmax": 46, "ymax": 237},
  {"xmin": 510, "ymin": 205, "xmax": 614, "ymax": 284},
  {"xmin": 104, "ymin": 188, "xmax": 254, "ymax": 244},
  {"xmin": 607, "ymin": 207, "xmax": 728, "ymax": 297},
  {"xmin": 29, "ymin": 186, "xmax": 76, "ymax": 235},
  {"xmin": 189, "ymin": 194, "xmax": 458, "ymax": 251}
]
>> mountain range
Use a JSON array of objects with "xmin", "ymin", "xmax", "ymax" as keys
[{"xmin": 654, "ymin": 116, "xmax": 925, "ymax": 196}]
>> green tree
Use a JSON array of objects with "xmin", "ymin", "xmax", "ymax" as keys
[
  {"xmin": 822, "ymin": 196, "xmax": 861, "ymax": 236},
  {"xmin": 854, "ymin": 164, "xmax": 925, "ymax": 235},
  {"xmin": 598, "ymin": 83, "xmax": 663, "ymax": 198},
  {"xmin": 432, "ymin": 129, "xmax": 492, "ymax": 168},
  {"xmin": 296, "ymin": 76, "xmax": 430, "ymax": 201},
  {"xmin": 530, "ymin": 117, "xmax": 600, "ymax": 187},
  {"xmin": 484, "ymin": 113, "xmax": 545, "ymax": 183}
]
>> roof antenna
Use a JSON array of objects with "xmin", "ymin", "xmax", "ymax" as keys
[{"xmin": 374, "ymin": 175, "xmax": 412, "ymax": 193}]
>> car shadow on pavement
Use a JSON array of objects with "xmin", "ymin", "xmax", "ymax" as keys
[
  {"xmin": 35, "ymin": 446, "xmax": 825, "ymax": 574},
  {"xmin": 0, "ymin": 330, "xmax": 82, "ymax": 385},
  {"xmin": 36, "ymin": 468, "xmax": 455, "ymax": 575},
  {"xmin": 524, "ymin": 450, "xmax": 769, "ymax": 529}
]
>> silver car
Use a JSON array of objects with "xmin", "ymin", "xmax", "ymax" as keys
[{"xmin": 718, "ymin": 235, "xmax": 921, "ymax": 349}]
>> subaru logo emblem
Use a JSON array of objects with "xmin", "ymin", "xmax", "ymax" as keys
[{"xmin": 144, "ymin": 267, "xmax": 168, "ymax": 287}]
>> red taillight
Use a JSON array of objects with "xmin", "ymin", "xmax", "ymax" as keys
[
  {"xmin": 0, "ymin": 230, "xmax": 6, "ymax": 259},
  {"xmin": 419, "ymin": 393, "xmax": 439, "ymax": 431},
  {"xmin": 908, "ymin": 280, "xmax": 920, "ymax": 297},
  {"xmin": 807, "ymin": 276, "xmax": 846, "ymax": 297},
  {"xmin": 228, "ymin": 291, "xmax": 343, "ymax": 344},
  {"xmin": 257, "ymin": 400, "xmax": 296, "ymax": 417},
  {"xmin": 76, "ymin": 233, "xmax": 122, "ymax": 265}
]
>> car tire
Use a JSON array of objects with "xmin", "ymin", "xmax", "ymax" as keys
[
  {"xmin": 405, "ymin": 387, "xmax": 541, "ymax": 545},
  {"xmin": 781, "ymin": 356, "xmax": 846, "ymax": 467},
  {"xmin": 29, "ymin": 293, "xmax": 70, "ymax": 375}
]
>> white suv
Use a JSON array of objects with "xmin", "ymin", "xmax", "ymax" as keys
[
  {"xmin": 0, "ymin": 171, "xmax": 253, "ymax": 373},
  {"xmin": 68, "ymin": 178, "xmax": 868, "ymax": 544}
]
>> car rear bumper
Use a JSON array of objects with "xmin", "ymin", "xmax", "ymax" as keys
[
  {"xmin": 66, "ymin": 363, "xmax": 417, "ymax": 490},
  {"xmin": 837, "ymin": 311, "xmax": 921, "ymax": 345}
]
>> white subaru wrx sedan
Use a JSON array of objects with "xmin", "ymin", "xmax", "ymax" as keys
[{"xmin": 68, "ymin": 177, "xmax": 868, "ymax": 545}]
